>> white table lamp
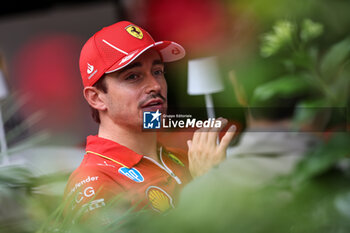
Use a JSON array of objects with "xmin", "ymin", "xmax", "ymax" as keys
[{"xmin": 187, "ymin": 56, "xmax": 224, "ymax": 118}]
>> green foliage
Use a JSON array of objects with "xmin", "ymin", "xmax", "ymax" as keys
[
  {"xmin": 260, "ymin": 19, "xmax": 324, "ymax": 58},
  {"xmin": 261, "ymin": 20, "xmax": 296, "ymax": 57},
  {"xmin": 320, "ymin": 37, "xmax": 350, "ymax": 83},
  {"xmin": 289, "ymin": 133, "xmax": 350, "ymax": 184},
  {"xmin": 257, "ymin": 19, "xmax": 349, "ymax": 129},
  {"xmin": 300, "ymin": 19, "xmax": 324, "ymax": 43},
  {"xmin": 251, "ymin": 74, "xmax": 312, "ymax": 106}
]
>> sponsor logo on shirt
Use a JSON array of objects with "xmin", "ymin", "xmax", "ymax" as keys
[
  {"xmin": 146, "ymin": 186, "xmax": 174, "ymax": 213},
  {"xmin": 118, "ymin": 167, "xmax": 144, "ymax": 183},
  {"xmin": 68, "ymin": 176, "xmax": 99, "ymax": 196},
  {"xmin": 82, "ymin": 198, "xmax": 106, "ymax": 213},
  {"xmin": 75, "ymin": 186, "xmax": 96, "ymax": 204},
  {"xmin": 72, "ymin": 186, "xmax": 97, "ymax": 210}
]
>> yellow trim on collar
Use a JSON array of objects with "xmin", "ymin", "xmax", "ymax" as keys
[{"xmin": 86, "ymin": 150, "xmax": 130, "ymax": 168}]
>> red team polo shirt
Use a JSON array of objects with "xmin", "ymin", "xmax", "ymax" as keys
[{"xmin": 64, "ymin": 135, "xmax": 191, "ymax": 218}]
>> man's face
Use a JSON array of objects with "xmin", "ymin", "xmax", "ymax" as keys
[{"xmin": 101, "ymin": 49, "xmax": 167, "ymax": 129}]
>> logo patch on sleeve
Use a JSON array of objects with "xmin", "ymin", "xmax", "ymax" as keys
[
  {"xmin": 118, "ymin": 167, "xmax": 144, "ymax": 183},
  {"xmin": 146, "ymin": 186, "xmax": 174, "ymax": 213}
]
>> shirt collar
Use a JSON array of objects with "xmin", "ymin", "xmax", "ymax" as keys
[{"xmin": 86, "ymin": 135, "xmax": 143, "ymax": 168}]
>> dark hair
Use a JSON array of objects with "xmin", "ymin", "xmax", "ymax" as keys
[
  {"xmin": 90, "ymin": 75, "xmax": 107, "ymax": 123},
  {"xmin": 249, "ymin": 96, "xmax": 306, "ymax": 121}
]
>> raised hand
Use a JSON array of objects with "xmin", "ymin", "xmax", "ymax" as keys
[{"xmin": 187, "ymin": 118, "xmax": 236, "ymax": 178}]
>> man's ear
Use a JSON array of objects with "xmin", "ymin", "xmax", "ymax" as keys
[{"xmin": 83, "ymin": 87, "xmax": 107, "ymax": 111}]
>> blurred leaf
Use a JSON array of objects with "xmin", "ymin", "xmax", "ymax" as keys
[
  {"xmin": 291, "ymin": 50, "xmax": 313, "ymax": 69},
  {"xmin": 307, "ymin": 47, "xmax": 319, "ymax": 64},
  {"xmin": 292, "ymin": 133, "xmax": 350, "ymax": 184},
  {"xmin": 320, "ymin": 37, "xmax": 350, "ymax": 82},
  {"xmin": 330, "ymin": 70, "xmax": 350, "ymax": 106},
  {"xmin": 251, "ymin": 74, "xmax": 312, "ymax": 106},
  {"xmin": 0, "ymin": 165, "xmax": 33, "ymax": 186},
  {"xmin": 1, "ymin": 94, "xmax": 28, "ymax": 123},
  {"xmin": 292, "ymin": 99, "xmax": 331, "ymax": 129},
  {"xmin": 229, "ymin": 70, "xmax": 248, "ymax": 107},
  {"xmin": 261, "ymin": 20, "xmax": 296, "ymax": 57},
  {"xmin": 282, "ymin": 59, "xmax": 296, "ymax": 72},
  {"xmin": 6, "ymin": 110, "xmax": 45, "ymax": 143},
  {"xmin": 335, "ymin": 191, "xmax": 350, "ymax": 219},
  {"xmin": 300, "ymin": 19, "xmax": 323, "ymax": 43},
  {"xmin": 7, "ymin": 131, "xmax": 50, "ymax": 155}
]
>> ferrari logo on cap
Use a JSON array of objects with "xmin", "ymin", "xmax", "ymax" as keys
[{"xmin": 125, "ymin": 25, "xmax": 143, "ymax": 39}]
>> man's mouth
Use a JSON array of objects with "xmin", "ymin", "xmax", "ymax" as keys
[{"xmin": 141, "ymin": 98, "xmax": 164, "ymax": 111}]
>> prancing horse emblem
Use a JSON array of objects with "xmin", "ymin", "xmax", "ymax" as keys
[{"xmin": 125, "ymin": 25, "xmax": 143, "ymax": 39}]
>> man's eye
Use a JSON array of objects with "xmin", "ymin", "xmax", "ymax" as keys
[
  {"xmin": 153, "ymin": 70, "xmax": 165, "ymax": 76},
  {"xmin": 125, "ymin": 74, "xmax": 139, "ymax": 80}
]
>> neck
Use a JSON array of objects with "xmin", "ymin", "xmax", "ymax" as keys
[{"xmin": 98, "ymin": 120, "xmax": 159, "ymax": 160}]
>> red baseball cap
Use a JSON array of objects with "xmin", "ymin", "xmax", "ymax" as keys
[{"xmin": 79, "ymin": 21, "xmax": 186, "ymax": 87}]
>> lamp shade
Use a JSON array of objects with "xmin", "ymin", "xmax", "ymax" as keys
[{"xmin": 187, "ymin": 56, "xmax": 224, "ymax": 95}]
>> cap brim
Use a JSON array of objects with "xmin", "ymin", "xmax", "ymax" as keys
[{"xmin": 105, "ymin": 41, "xmax": 185, "ymax": 74}]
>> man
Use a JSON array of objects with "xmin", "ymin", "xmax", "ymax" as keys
[
  {"xmin": 224, "ymin": 75, "xmax": 319, "ymax": 185},
  {"xmin": 63, "ymin": 21, "xmax": 235, "ymax": 219},
  {"xmin": 146, "ymin": 74, "xmax": 322, "ymax": 233}
]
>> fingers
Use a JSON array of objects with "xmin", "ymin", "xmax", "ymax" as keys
[
  {"xmin": 191, "ymin": 117, "xmax": 229, "ymax": 146},
  {"xmin": 187, "ymin": 140, "xmax": 192, "ymax": 149},
  {"xmin": 188, "ymin": 121, "xmax": 236, "ymax": 178},
  {"xmin": 208, "ymin": 118, "xmax": 228, "ymax": 144},
  {"xmin": 191, "ymin": 126, "xmax": 209, "ymax": 147},
  {"xmin": 218, "ymin": 125, "xmax": 236, "ymax": 152},
  {"xmin": 187, "ymin": 139, "xmax": 193, "ymax": 162},
  {"xmin": 191, "ymin": 117, "xmax": 235, "ymax": 147}
]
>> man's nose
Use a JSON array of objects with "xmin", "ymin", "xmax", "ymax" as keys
[{"xmin": 145, "ymin": 74, "xmax": 161, "ymax": 94}]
